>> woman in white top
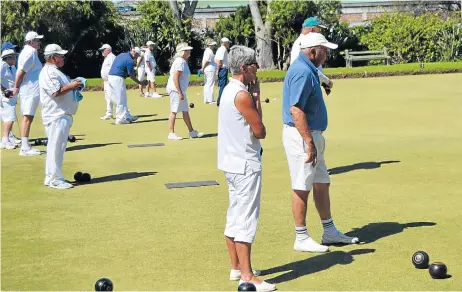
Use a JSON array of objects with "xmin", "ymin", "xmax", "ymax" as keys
[
  {"xmin": 0, "ymin": 49, "xmax": 19, "ymax": 150},
  {"xmin": 201, "ymin": 39, "xmax": 217, "ymax": 104},
  {"xmin": 166, "ymin": 43, "xmax": 204, "ymax": 141}
]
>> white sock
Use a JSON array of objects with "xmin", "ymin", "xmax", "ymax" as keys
[
  {"xmin": 322, "ymin": 218, "xmax": 337, "ymax": 235},
  {"xmin": 21, "ymin": 137, "xmax": 30, "ymax": 150},
  {"xmin": 295, "ymin": 226, "xmax": 309, "ymax": 241}
]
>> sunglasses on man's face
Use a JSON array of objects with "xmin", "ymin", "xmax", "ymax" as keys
[{"xmin": 245, "ymin": 62, "xmax": 260, "ymax": 69}]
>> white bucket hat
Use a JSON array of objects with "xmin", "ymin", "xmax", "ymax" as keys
[
  {"xmin": 221, "ymin": 37, "xmax": 231, "ymax": 43},
  {"xmin": 176, "ymin": 43, "xmax": 193, "ymax": 52},
  {"xmin": 1, "ymin": 49, "xmax": 18, "ymax": 58},
  {"xmin": 299, "ymin": 32, "xmax": 338, "ymax": 50}
]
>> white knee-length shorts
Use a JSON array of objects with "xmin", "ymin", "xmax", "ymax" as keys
[
  {"xmin": 283, "ymin": 124, "xmax": 330, "ymax": 191},
  {"xmin": 167, "ymin": 89, "xmax": 189, "ymax": 113}
]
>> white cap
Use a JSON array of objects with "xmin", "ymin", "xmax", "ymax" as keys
[
  {"xmin": 133, "ymin": 47, "xmax": 141, "ymax": 54},
  {"xmin": 206, "ymin": 39, "xmax": 217, "ymax": 46},
  {"xmin": 146, "ymin": 41, "xmax": 155, "ymax": 46},
  {"xmin": 1, "ymin": 49, "xmax": 18, "ymax": 58},
  {"xmin": 299, "ymin": 32, "xmax": 338, "ymax": 50},
  {"xmin": 99, "ymin": 44, "xmax": 111, "ymax": 51},
  {"xmin": 176, "ymin": 43, "xmax": 193, "ymax": 52},
  {"xmin": 25, "ymin": 31, "xmax": 44, "ymax": 42},
  {"xmin": 221, "ymin": 37, "xmax": 231, "ymax": 43},
  {"xmin": 44, "ymin": 44, "xmax": 68, "ymax": 56}
]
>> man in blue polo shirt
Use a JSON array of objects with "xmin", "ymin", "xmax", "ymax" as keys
[
  {"xmin": 282, "ymin": 33, "xmax": 359, "ymax": 253},
  {"xmin": 108, "ymin": 47, "xmax": 148, "ymax": 124}
]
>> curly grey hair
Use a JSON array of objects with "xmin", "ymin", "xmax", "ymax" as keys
[{"xmin": 228, "ymin": 45, "xmax": 257, "ymax": 75}]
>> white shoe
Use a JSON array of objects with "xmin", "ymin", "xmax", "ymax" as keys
[
  {"xmin": 322, "ymin": 231, "xmax": 359, "ymax": 245},
  {"xmin": 0, "ymin": 141, "xmax": 17, "ymax": 150},
  {"xmin": 168, "ymin": 133, "xmax": 183, "ymax": 141},
  {"xmin": 8, "ymin": 132, "xmax": 21, "ymax": 145},
  {"xmin": 115, "ymin": 118, "xmax": 132, "ymax": 125},
  {"xmin": 48, "ymin": 180, "xmax": 73, "ymax": 189},
  {"xmin": 230, "ymin": 269, "xmax": 262, "ymax": 281},
  {"xmin": 130, "ymin": 115, "xmax": 139, "ymax": 121},
  {"xmin": 19, "ymin": 147, "xmax": 41, "ymax": 156},
  {"xmin": 294, "ymin": 238, "xmax": 329, "ymax": 253},
  {"xmin": 150, "ymin": 92, "xmax": 162, "ymax": 98},
  {"xmin": 100, "ymin": 114, "xmax": 112, "ymax": 120},
  {"xmin": 189, "ymin": 130, "xmax": 204, "ymax": 138},
  {"xmin": 238, "ymin": 280, "xmax": 276, "ymax": 292},
  {"xmin": 144, "ymin": 92, "xmax": 150, "ymax": 97}
]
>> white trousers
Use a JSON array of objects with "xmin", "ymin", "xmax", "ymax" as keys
[
  {"xmin": 224, "ymin": 163, "xmax": 262, "ymax": 244},
  {"xmin": 44, "ymin": 115, "xmax": 72, "ymax": 184},
  {"xmin": 108, "ymin": 75, "xmax": 130, "ymax": 121},
  {"xmin": 103, "ymin": 81, "xmax": 114, "ymax": 116},
  {"xmin": 203, "ymin": 71, "xmax": 215, "ymax": 103}
]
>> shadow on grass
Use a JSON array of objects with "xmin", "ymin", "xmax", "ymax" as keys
[
  {"xmin": 73, "ymin": 171, "xmax": 157, "ymax": 185},
  {"xmin": 66, "ymin": 142, "xmax": 121, "ymax": 152},
  {"xmin": 136, "ymin": 114, "xmax": 158, "ymax": 118},
  {"xmin": 261, "ymin": 249, "xmax": 375, "ymax": 284},
  {"xmin": 131, "ymin": 118, "xmax": 169, "ymax": 124},
  {"xmin": 328, "ymin": 160, "xmax": 400, "ymax": 175},
  {"xmin": 200, "ymin": 133, "xmax": 218, "ymax": 138},
  {"xmin": 344, "ymin": 221, "xmax": 436, "ymax": 244}
]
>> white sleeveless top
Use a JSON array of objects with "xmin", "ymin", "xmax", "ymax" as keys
[{"xmin": 217, "ymin": 78, "xmax": 262, "ymax": 174}]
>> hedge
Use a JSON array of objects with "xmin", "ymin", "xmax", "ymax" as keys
[{"xmin": 84, "ymin": 62, "xmax": 462, "ymax": 91}]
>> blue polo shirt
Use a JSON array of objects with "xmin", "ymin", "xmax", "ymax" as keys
[
  {"xmin": 108, "ymin": 52, "xmax": 134, "ymax": 78},
  {"xmin": 282, "ymin": 52, "xmax": 327, "ymax": 131}
]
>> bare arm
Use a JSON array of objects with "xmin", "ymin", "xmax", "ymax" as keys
[
  {"xmin": 130, "ymin": 75, "xmax": 144, "ymax": 86},
  {"xmin": 215, "ymin": 60, "xmax": 223, "ymax": 75},
  {"xmin": 290, "ymin": 106, "xmax": 316, "ymax": 165},
  {"xmin": 173, "ymin": 70, "xmax": 184, "ymax": 99},
  {"xmin": 235, "ymin": 90, "xmax": 266, "ymax": 139},
  {"xmin": 248, "ymin": 78, "xmax": 262, "ymax": 118},
  {"xmin": 201, "ymin": 61, "xmax": 210, "ymax": 71},
  {"xmin": 14, "ymin": 69, "xmax": 26, "ymax": 89}
]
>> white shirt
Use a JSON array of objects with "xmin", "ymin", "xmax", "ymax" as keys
[
  {"xmin": 166, "ymin": 57, "xmax": 190, "ymax": 94},
  {"xmin": 217, "ymin": 78, "xmax": 261, "ymax": 174},
  {"xmin": 39, "ymin": 64, "xmax": 78, "ymax": 125},
  {"xmin": 215, "ymin": 46, "xmax": 229, "ymax": 68},
  {"xmin": 202, "ymin": 48, "xmax": 216, "ymax": 72},
  {"xmin": 137, "ymin": 51, "xmax": 145, "ymax": 68},
  {"xmin": 1, "ymin": 61, "xmax": 18, "ymax": 103},
  {"xmin": 17, "ymin": 44, "xmax": 42, "ymax": 98},
  {"xmin": 144, "ymin": 50, "xmax": 156, "ymax": 72},
  {"xmin": 100, "ymin": 52, "xmax": 116, "ymax": 81},
  {"xmin": 290, "ymin": 34, "xmax": 330, "ymax": 85}
]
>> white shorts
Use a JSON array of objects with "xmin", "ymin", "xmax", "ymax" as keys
[
  {"xmin": 0, "ymin": 98, "xmax": 17, "ymax": 122},
  {"xmin": 20, "ymin": 95, "xmax": 40, "ymax": 116},
  {"xmin": 224, "ymin": 164, "xmax": 261, "ymax": 244},
  {"xmin": 167, "ymin": 89, "xmax": 188, "ymax": 113},
  {"xmin": 283, "ymin": 125, "xmax": 330, "ymax": 191},
  {"xmin": 146, "ymin": 69, "xmax": 155, "ymax": 82},
  {"xmin": 137, "ymin": 67, "xmax": 145, "ymax": 82}
]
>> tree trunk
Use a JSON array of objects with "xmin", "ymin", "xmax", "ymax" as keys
[
  {"xmin": 249, "ymin": 0, "xmax": 274, "ymax": 69},
  {"xmin": 168, "ymin": 0, "xmax": 186, "ymax": 39},
  {"xmin": 276, "ymin": 40, "xmax": 282, "ymax": 70}
]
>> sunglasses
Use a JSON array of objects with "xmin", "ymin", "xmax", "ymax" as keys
[{"xmin": 245, "ymin": 62, "xmax": 260, "ymax": 69}]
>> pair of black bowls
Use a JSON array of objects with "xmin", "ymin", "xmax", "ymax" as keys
[{"xmin": 412, "ymin": 251, "xmax": 449, "ymax": 279}]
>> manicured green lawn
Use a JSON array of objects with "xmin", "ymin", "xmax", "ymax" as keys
[{"xmin": 2, "ymin": 74, "xmax": 461, "ymax": 290}]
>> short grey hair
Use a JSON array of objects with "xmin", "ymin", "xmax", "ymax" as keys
[{"xmin": 229, "ymin": 46, "xmax": 257, "ymax": 75}]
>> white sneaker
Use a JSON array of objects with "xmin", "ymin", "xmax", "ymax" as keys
[
  {"xmin": 150, "ymin": 92, "xmax": 162, "ymax": 98},
  {"xmin": 238, "ymin": 280, "xmax": 276, "ymax": 292},
  {"xmin": 8, "ymin": 132, "xmax": 21, "ymax": 145},
  {"xmin": 168, "ymin": 133, "xmax": 183, "ymax": 140},
  {"xmin": 0, "ymin": 141, "xmax": 17, "ymax": 150},
  {"xmin": 115, "ymin": 118, "xmax": 132, "ymax": 125},
  {"xmin": 48, "ymin": 180, "xmax": 73, "ymax": 189},
  {"xmin": 322, "ymin": 231, "xmax": 359, "ymax": 245},
  {"xmin": 189, "ymin": 130, "xmax": 204, "ymax": 138},
  {"xmin": 294, "ymin": 238, "xmax": 329, "ymax": 253},
  {"xmin": 19, "ymin": 147, "xmax": 41, "ymax": 156},
  {"xmin": 144, "ymin": 92, "xmax": 150, "ymax": 97},
  {"xmin": 230, "ymin": 269, "xmax": 262, "ymax": 281},
  {"xmin": 100, "ymin": 114, "xmax": 112, "ymax": 120}
]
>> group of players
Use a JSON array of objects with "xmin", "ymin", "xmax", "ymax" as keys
[{"xmin": 2, "ymin": 16, "xmax": 359, "ymax": 291}]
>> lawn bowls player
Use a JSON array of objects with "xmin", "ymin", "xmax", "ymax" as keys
[
  {"xmin": 108, "ymin": 47, "xmax": 147, "ymax": 124},
  {"xmin": 218, "ymin": 45, "xmax": 276, "ymax": 292},
  {"xmin": 215, "ymin": 37, "xmax": 231, "ymax": 106},
  {"xmin": 1, "ymin": 49, "xmax": 20, "ymax": 150},
  {"xmin": 282, "ymin": 33, "xmax": 359, "ymax": 253},
  {"xmin": 13, "ymin": 31, "xmax": 44, "ymax": 156},
  {"xmin": 165, "ymin": 43, "xmax": 204, "ymax": 140},
  {"xmin": 99, "ymin": 44, "xmax": 116, "ymax": 120},
  {"xmin": 144, "ymin": 41, "xmax": 161, "ymax": 98},
  {"xmin": 39, "ymin": 44, "xmax": 82, "ymax": 189},
  {"xmin": 201, "ymin": 38, "xmax": 217, "ymax": 104}
]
